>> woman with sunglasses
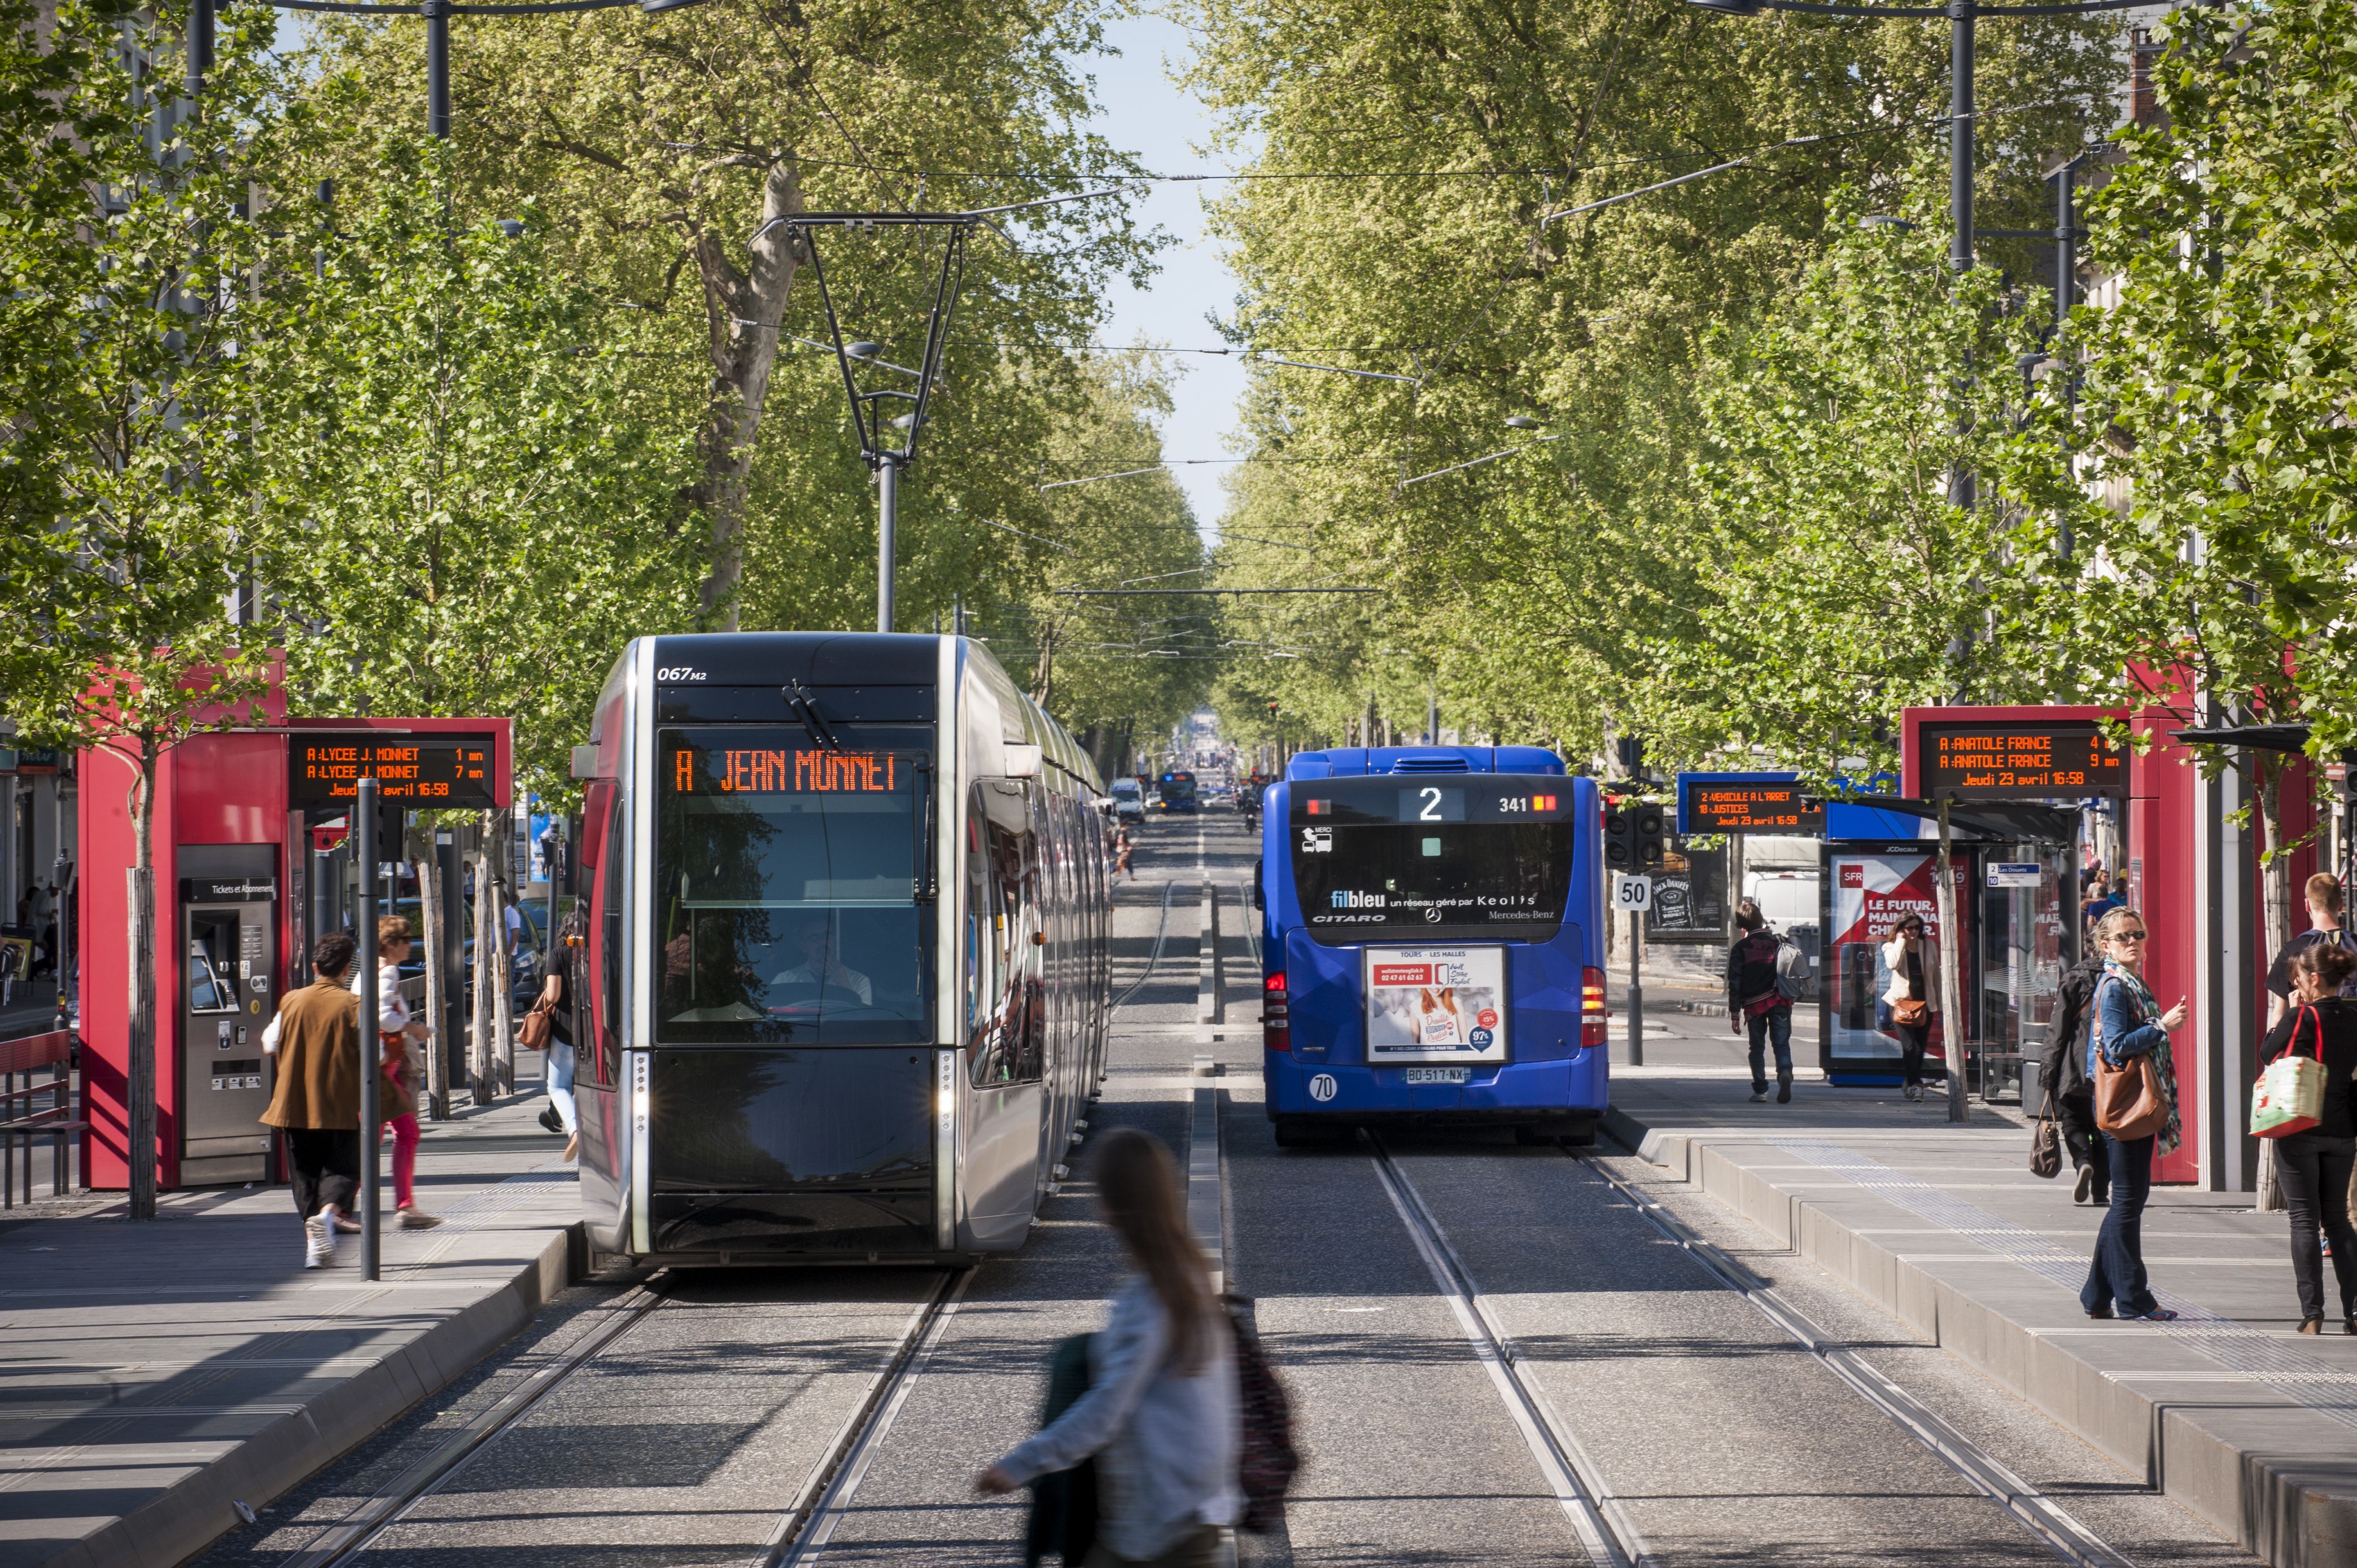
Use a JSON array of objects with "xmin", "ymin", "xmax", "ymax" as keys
[{"xmin": 2080, "ymin": 907, "xmax": 2188, "ymax": 1322}]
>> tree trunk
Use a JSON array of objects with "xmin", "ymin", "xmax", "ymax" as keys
[
  {"xmin": 125, "ymin": 745, "xmax": 159, "ymax": 1219},
  {"xmin": 1938, "ymin": 798, "xmax": 1969, "ymax": 1123},
  {"xmin": 419, "ymin": 856, "xmax": 449, "ymax": 1120},
  {"xmin": 691, "ymin": 159, "xmax": 807, "ymax": 628}
]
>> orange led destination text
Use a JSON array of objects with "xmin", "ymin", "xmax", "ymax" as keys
[{"xmin": 683, "ymin": 750, "xmax": 900, "ymax": 794}]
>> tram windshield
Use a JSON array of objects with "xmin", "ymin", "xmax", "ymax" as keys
[
  {"xmin": 654, "ymin": 726, "xmax": 931, "ymax": 1044},
  {"xmin": 1288, "ymin": 775, "xmax": 1575, "ymax": 944}
]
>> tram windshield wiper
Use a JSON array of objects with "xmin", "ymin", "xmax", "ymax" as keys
[{"xmin": 784, "ymin": 681, "xmax": 845, "ymax": 751}]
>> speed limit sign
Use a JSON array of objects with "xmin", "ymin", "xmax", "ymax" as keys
[{"xmin": 1612, "ymin": 873, "xmax": 1654, "ymax": 912}]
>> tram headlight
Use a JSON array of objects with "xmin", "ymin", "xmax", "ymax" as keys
[
  {"xmin": 1262, "ymin": 970, "xmax": 1290, "ymax": 1052},
  {"xmin": 1581, "ymin": 967, "xmax": 1608, "ymax": 1049}
]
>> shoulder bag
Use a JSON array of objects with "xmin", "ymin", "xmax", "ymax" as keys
[
  {"xmin": 2092, "ymin": 979, "xmax": 2169, "ymax": 1141},
  {"xmin": 2030, "ymin": 1095, "xmax": 2063, "ymax": 1178},
  {"xmin": 2251, "ymin": 1004, "xmax": 2328, "ymax": 1139}
]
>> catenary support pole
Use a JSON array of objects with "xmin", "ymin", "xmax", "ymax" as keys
[
  {"xmin": 1938, "ymin": 798, "xmax": 1969, "ymax": 1123},
  {"xmin": 357, "ymin": 778, "xmax": 382, "ymax": 1281},
  {"xmin": 876, "ymin": 455, "xmax": 899, "ymax": 634},
  {"xmin": 424, "ymin": 0, "xmax": 450, "ymax": 139},
  {"xmin": 1629, "ymin": 910, "xmax": 1645, "ymax": 1068}
]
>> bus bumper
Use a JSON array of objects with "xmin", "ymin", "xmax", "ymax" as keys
[{"xmin": 1262, "ymin": 1049, "xmax": 1606, "ymax": 1122}]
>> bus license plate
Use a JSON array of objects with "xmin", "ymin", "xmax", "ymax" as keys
[{"xmin": 1403, "ymin": 1067, "xmax": 1470, "ymax": 1085}]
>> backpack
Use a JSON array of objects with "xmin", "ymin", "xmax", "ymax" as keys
[
  {"xmin": 1223, "ymin": 1293, "xmax": 1298, "ymax": 1534},
  {"xmin": 1773, "ymin": 933, "xmax": 1811, "ymax": 1002}
]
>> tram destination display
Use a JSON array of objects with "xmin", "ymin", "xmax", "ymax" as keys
[
  {"xmin": 290, "ymin": 732, "xmax": 497, "ymax": 808},
  {"xmin": 1917, "ymin": 721, "xmax": 2127, "ymax": 800}
]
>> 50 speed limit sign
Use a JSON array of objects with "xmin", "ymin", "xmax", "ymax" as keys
[{"xmin": 1612, "ymin": 873, "xmax": 1654, "ymax": 912}]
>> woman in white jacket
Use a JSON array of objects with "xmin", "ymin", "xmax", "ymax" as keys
[
  {"xmin": 978, "ymin": 1129, "xmax": 1240, "ymax": 1566},
  {"xmin": 1881, "ymin": 913, "xmax": 1939, "ymax": 1100}
]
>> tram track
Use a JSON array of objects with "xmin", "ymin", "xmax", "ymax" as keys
[
  {"xmin": 273, "ymin": 1268, "xmax": 970, "ymax": 1568},
  {"xmin": 1365, "ymin": 1131, "xmax": 1652, "ymax": 1568},
  {"xmin": 1111, "ymin": 875, "xmax": 1180, "ymax": 1011},
  {"xmin": 1573, "ymin": 1147, "xmax": 2139, "ymax": 1568}
]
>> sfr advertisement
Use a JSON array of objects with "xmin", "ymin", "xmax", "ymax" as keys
[{"xmin": 1362, "ymin": 946, "xmax": 1508, "ymax": 1066}]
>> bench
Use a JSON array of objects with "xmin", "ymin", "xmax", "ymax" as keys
[{"xmin": 1, "ymin": 1029, "xmax": 85, "ymax": 1208}]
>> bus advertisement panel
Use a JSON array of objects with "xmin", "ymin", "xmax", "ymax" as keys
[{"xmin": 1363, "ymin": 945, "xmax": 1508, "ymax": 1065}]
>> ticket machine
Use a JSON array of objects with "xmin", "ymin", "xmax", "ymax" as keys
[{"xmin": 176, "ymin": 852, "xmax": 278, "ymax": 1184}]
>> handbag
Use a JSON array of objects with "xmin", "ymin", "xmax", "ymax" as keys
[
  {"xmin": 2252, "ymin": 1005, "xmax": 2328, "ymax": 1139},
  {"xmin": 518, "ymin": 997, "xmax": 554, "ymax": 1051},
  {"xmin": 1894, "ymin": 998, "xmax": 1930, "ymax": 1028},
  {"xmin": 2030, "ymin": 1096, "xmax": 2063, "ymax": 1179},
  {"xmin": 2091, "ymin": 981, "xmax": 2168, "ymax": 1140}
]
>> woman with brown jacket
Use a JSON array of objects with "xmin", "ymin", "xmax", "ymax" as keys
[{"xmin": 261, "ymin": 931, "xmax": 365, "ymax": 1269}]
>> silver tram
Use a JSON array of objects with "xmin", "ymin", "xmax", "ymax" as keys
[{"xmin": 568, "ymin": 633, "xmax": 1113, "ymax": 1263}]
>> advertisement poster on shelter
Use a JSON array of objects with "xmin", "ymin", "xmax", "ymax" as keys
[
  {"xmin": 1363, "ymin": 947, "xmax": 1509, "ymax": 1066},
  {"xmin": 1646, "ymin": 842, "xmax": 1729, "ymax": 945},
  {"xmin": 1827, "ymin": 854, "xmax": 1967, "ymax": 1066}
]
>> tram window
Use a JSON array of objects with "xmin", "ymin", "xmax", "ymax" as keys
[
  {"xmin": 654, "ymin": 727, "xmax": 933, "ymax": 1045},
  {"xmin": 969, "ymin": 800, "xmax": 1043, "ymax": 1087}
]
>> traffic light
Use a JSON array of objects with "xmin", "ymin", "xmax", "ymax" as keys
[
  {"xmin": 1602, "ymin": 796, "xmax": 1668, "ymax": 870},
  {"xmin": 1267, "ymin": 700, "xmax": 1279, "ymax": 719}
]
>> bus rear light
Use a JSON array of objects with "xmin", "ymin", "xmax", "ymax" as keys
[
  {"xmin": 1581, "ymin": 967, "xmax": 1608, "ymax": 1049},
  {"xmin": 1263, "ymin": 971, "xmax": 1290, "ymax": 1050}
]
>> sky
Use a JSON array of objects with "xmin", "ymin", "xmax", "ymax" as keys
[{"xmin": 1074, "ymin": 11, "xmax": 1252, "ymax": 539}]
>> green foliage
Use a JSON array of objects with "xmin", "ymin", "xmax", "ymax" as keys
[
  {"xmin": 2002, "ymin": 0, "xmax": 2357, "ymax": 757},
  {"xmin": 1182, "ymin": 0, "xmax": 2124, "ymax": 760},
  {"xmin": 1660, "ymin": 176, "xmax": 2050, "ymax": 781},
  {"xmin": 0, "ymin": 0, "xmax": 291, "ymax": 787},
  {"xmin": 243, "ymin": 140, "xmax": 706, "ymax": 800},
  {"xmin": 301, "ymin": 0, "xmax": 1166, "ymax": 634}
]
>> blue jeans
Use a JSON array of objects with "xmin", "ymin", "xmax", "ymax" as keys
[
  {"xmin": 548, "ymin": 1036, "xmax": 578, "ymax": 1135},
  {"xmin": 2081, "ymin": 1132, "xmax": 2157, "ymax": 1315},
  {"xmin": 1747, "ymin": 1006, "xmax": 1793, "ymax": 1093}
]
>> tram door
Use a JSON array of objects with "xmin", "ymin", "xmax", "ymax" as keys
[{"xmin": 961, "ymin": 784, "xmax": 1044, "ymax": 1249}]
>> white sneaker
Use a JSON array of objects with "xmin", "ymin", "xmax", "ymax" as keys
[
  {"xmin": 398, "ymin": 1206, "xmax": 444, "ymax": 1229},
  {"xmin": 304, "ymin": 1213, "xmax": 338, "ymax": 1268}
]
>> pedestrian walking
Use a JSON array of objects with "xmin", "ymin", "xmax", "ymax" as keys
[
  {"xmin": 2079, "ymin": 870, "xmax": 2120, "ymax": 938},
  {"xmin": 374, "ymin": 918, "xmax": 442, "ymax": 1229},
  {"xmin": 260, "ymin": 931, "xmax": 365, "ymax": 1269},
  {"xmin": 977, "ymin": 1128, "xmax": 1241, "ymax": 1567},
  {"xmin": 2080, "ymin": 906, "xmax": 2187, "ymax": 1322},
  {"xmin": 2266, "ymin": 872, "xmax": 2357, "ymax": 1028},
  {"xmin": 1115, "ymin": 828, "xmax": 1138, "ymax": 883},
  {"xmin": 1725, "ymin": 900, "xmax": 1792, "ymax": 1105},
  {"xmin": 1879, "ymin": 914, "xmax": 1936, "ymax": 1101},
  {"xmin": 532, "ymin": 908, "xmax": 581, "ymax": 1163},
  {"xmin": 2039, "ymin": 947, "xmax": 2109, "ymax": 1206},
  {"xmin": 2258, "ymin": 943, "xmax": 2357, "ymax": 1333}
]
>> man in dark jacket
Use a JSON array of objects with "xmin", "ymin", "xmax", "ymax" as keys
[
  {"xmin": 2040, "ymin": 950, "xmax": 2108, "ymax": 1205},
  {"xmin": 1726, "ymin": 900, "xmax": 1794, "ymax": 1105}
]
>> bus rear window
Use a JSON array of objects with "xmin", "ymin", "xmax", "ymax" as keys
[{"xmin": 1288, "ymin": 776, "xmax": 1573, "ymax": 944}]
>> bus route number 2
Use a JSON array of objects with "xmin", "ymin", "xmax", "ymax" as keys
[{"xmin": 1612, "ymin": 874, "xmax": 1654, "ymax": 912}]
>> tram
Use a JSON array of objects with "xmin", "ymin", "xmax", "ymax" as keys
[
  {"xmin": 569, "ymin": 633, "xmax": 1113, "ymax": 1263},
  {"xmin": 1256, "ymin": 746, "xmax": 1608, "ymax": 1146}
]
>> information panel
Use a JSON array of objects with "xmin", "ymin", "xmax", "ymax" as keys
[
  {"xmin": 1917, "ymin": 722, "xmax": 2126, "ymax": 800},
  {"xmin": 1680, "ymin": 779, "xmax": 1825, "ymax": 835},
  {"xmin": 290, "ymin": 733, "xmax": 498, "ymax": 808}
]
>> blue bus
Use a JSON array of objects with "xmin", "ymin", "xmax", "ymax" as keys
[
  {"xmin": 1256, "ymin": 747, "xmax": 1607, "ymax": 1147},
  {"xmin": 1157, "ymin": 770, "xmax": 1199, "ymax": 812}
]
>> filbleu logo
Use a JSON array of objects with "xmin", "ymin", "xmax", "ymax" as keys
[{"xmin": 1330, "ymin": 889, "xmax": 1387, "ymax": 909}]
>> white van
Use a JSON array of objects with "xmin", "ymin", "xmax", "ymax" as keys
[
  {"xmin": 1744, "ymin": 869, "xmax": 1821, "ymax": 996},
  {"xmin": 1109, "ymin": 777, "xmax": 1146, "ymax": 824}
]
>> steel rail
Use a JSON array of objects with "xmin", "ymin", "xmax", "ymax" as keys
[
  {"xmin": 1111, "ymin": 877, "xmax": 1182, "ymax": 1011},
  {"xmin": 276, "ymin": 1272, "xmax": 672, "ymax": 1568},
  {"xmin": 1574, "ymin": 1150, "xmax": 2139, "ymax": 1568},
  {"xmin": 1366, "ymin": 1133, "xmax": 1654, "ymax": 1568},
  {"xmin": 764, "ymin": 1268, "xmax": 975, "ymax": 1565}
]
